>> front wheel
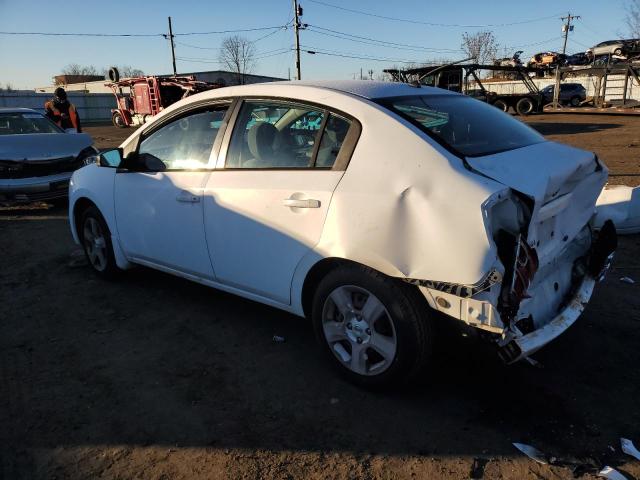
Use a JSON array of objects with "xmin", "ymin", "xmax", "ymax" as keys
[
  {"xmin": 112, "ymin": 111, "xmax": 127, "ymax": 128},
  {"xmin": 80, "ymin": 206, "xmax": 120, "ymax": 278},
  {"xmin": 312, "ymin": 264, "xmax": 434, "ymax": 389}
]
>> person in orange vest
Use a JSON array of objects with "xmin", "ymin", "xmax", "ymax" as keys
[{"xmin": 44, "ymin": 87, "xmax": 82, "ymax": 133}]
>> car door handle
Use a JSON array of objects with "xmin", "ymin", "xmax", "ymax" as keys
[
  {"xmin": 283, "ymin": 198, "xmax": 321, "ymax": 208},
  {"xmin": 176, "ymin": 190, "xmax": 200, "ymax": 203}
]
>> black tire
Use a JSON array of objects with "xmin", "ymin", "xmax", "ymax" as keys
[
  {"xmin": 79, "ymin": 206, "xmax": 120, "ymax": 279},
  {"xmin": 493, "ymin": 99, "xmax": 508, "ymax": 112},
  {"xmin": 311, "ymin": 264, "xmax": 434, "ymax": 389},
  {"xmin": 516, "ymin": 97, "xmax": 535, "ymax": 116},
  {"xmin": 107, "ymin": 66, "xmax": 120, "ymax": 82},
  {"xmin": 569, "ymin": 95, "xmax": 581, "ymax": 107},
  {"xmin": 112, "ymin": 111, "xmax": 127, "ymax": 128},
  {"xmin": 613, "ymin": 48, "xmax": 622, "ymax": 56}
]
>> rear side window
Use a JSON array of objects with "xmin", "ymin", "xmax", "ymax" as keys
[
  {"xmin": 378, "ymin": 95, "xmax": 544, "ymax": 157},
  {"xmin": 224, "ymin": 100, "xmax": 354, "ymax": 169}
]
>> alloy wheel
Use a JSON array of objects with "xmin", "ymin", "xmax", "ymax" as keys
[
  {"xmin": 321, "ymin": 285, "xmax": 397, "ymax": 376},
  {"xmin": 83, "ymin": 217, "xmax": 108, "ymax": 272}
]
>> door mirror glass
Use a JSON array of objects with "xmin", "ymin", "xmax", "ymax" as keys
[{"xmin": 99, "ymin": 148, "xmax": 123, "ymax": 167}]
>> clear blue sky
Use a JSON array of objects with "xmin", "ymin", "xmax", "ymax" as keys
[{"xmin": 0, "ymin": 0, "xmax": 627, "ymax": 89}]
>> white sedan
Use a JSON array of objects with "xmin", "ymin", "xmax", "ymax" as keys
[{"xmin": 68, "ymin": 80, "xmax": 616, "ymax": 388}]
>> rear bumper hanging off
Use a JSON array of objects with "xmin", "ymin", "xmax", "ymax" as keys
[{"xmin": 498, "ymin": 219, "xmax": 617, "ymax": 363}]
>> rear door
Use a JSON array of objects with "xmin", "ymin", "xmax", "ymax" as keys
[
  {"xmin": 114, "ymin": 102, "xmax": 231, "ymax": 279},
  {"xmin": 203, "ymin": 99, "xmax": 360, "ymax": 304}
]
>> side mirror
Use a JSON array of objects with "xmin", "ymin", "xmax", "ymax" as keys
[
  {"xmin": 140, "ymin": 153, "xmax": 167, "ymax": 172},
  {"xmin": 99, "ymin": 148, "xmax": 123, "ymax": 168},
  {"xmin": 117, "ymin": 152, "xmax": 166, "ymax": 172}
]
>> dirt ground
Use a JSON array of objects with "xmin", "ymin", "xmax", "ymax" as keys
[{"xmin": 1, "ymin": 115, "xmax": 640, "ymax": 480}]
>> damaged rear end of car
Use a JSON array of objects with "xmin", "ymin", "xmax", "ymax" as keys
[
  {"xmin": 379, "ymin": 93, "xmax": 617, "ymax": 363},
  {"xmin": 470, "ymin": 143, "xmax": 616, "ymax": 362}
]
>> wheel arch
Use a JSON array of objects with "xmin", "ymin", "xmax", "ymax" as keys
[
  {"xmin": 299, "ymin": 256, "xmax": 427, "ymax": 319},
  {"xmin": 72, "ymin": 196, "xmax": 98, "ymax": 243},
  {"xmin": 70, "ymin": 192, "xmax": 131, "ymax": 270}
]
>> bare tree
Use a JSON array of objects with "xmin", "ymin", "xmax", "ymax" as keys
[
  {"xmin": 120, "ymin": 65, "xmax": 145, "ymax": 77},
  {"xmin": 461, "ymin": 31, "xmax": 499, "ymax": 65},
  {"xmin": 627, "ymin": 0, "xmax": 640, "ymax": 37},
  {"xmin": 219, "ymin": 35, "xmax": 256, "ymax": 85},
  {"xmin": 61, "ymin": 64, "xmax": 100, "ymax": 76}
]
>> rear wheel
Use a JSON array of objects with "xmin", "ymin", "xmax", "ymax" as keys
[
  {"xmin": 516, "ymin": 97, "xmax": 535, "ymax": 116},
  {"xmin": 80, "ymin": 206, "xmax": 119, "ymax": 278},
  {"xmin": 569, "ymin": 95, "xmax": 581, "ymax": 107},
  {"xmin": 493, "ymin": 99, "xmax": 508, "ymax": 112},
  {"xmin": 312, "ymin": 264, "xmax": 434, "ymax": 389},
  {"xmin": 614, "ymin": 48, "xmax": 623, "ymax": 56},
  {"xmin": 112, "ymin": 111, "xmax": 127, "ymax": 128}
]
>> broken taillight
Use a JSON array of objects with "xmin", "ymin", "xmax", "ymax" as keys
[{"xmin": 499, "ymin": 234, "xmax": 539, "ymax": 324}]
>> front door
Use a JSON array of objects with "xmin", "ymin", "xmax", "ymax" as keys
[
  {"xmin": 115, "ymin": 104, "xmax": 230, "ymax": 279},
  {"xmin": 203, "ymin": 99, "xmax": 357, "ymax": 304}
]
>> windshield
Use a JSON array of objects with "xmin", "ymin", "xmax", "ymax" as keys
[
  {"xmin": 377, "ymin": 94, "xmax": 545, "ymax": 157},
  {"xmin": 0, "ymin": 112, "xmax": 62, "ymax": 135}
]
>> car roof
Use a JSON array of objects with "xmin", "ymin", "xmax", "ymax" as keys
[
  {"xmin": 0, "ymin": 107, "xmax": 42, "ymax": 114},
  {"xmin": 231, "ymin": 80, "xmax": 455, "ymax": 101}
]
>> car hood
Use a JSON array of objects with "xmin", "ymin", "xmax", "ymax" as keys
[
  {"xmin": 467, "ymin": 140, "xmax": 608, "ymax": 264},
  {"xmin": 0, "ymin": 133, "xmax": 93, "ymax": 161}
]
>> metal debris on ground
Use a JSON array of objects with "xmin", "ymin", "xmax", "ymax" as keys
[
  {"xmin": 621, "ymin": 437, "xmax": 640, "ymax": 461},
  {"xmin": 619, "ymin": 277, "xmax": 635, "ymax": 284},
  {"xmin": 598, "ymin": 466, "xmax": 628, "ymax": 480},
  {"xmin": 272, "ymin": 335, "xmax": 285, "ymax": 343},
  {"xmin": 512, "ymin": 443, "xmax": 548, "ymax": 464}
]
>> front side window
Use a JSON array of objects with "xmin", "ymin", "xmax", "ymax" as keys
[
  {"xmin": 226, "ymin": 101, "xmax": 326, "ymax": 168},
  {"xmin": 138, "ymin": 106, "xmax": 228, "ymax": 170},
  {"xmin": 378, "ymin": 95, "xmax": 544, "ymax": 157}
]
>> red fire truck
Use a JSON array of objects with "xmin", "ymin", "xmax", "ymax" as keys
[{"xmin": 105, "ymin": 67, "xmax": 221, "ymax": 128}]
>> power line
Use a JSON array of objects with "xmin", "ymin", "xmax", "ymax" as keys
[
  {"xmin": 303, "ymin": 48, "xmax": 426, "ymax": 64},
  {"xmin": 173, "ymin": 25, "xmax": 289, "ymax": 36},
  {"xmin": 0, "ymin": 25, "xmax": 288, "ymax": 38},
  {"xmin": 507, "ymin": 36, "xmax": 564, "ymax": 49},
  {"xmin": 307, "ymin": 25, "xmax": 462, "ymax": 53},
  {"xmin": 175, "ymin": 24, "xmax": 290, "ymax": 51},
  {"xmin": 176, "ymin": 49, "xmax": 291, "ymax": 64},
  {"xmin": 307, "ymin": 0, "xmax": 563, "ymax": 28},
  {"xmin": 0, "ymin": 31, "xmax": 162, "ymax": 37}
]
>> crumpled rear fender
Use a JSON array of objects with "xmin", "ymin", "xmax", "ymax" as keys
[{"xmin": 313, "ymin": 123, "xmax": 506, "ymax": 287}]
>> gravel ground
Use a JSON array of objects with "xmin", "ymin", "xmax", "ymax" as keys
[{"xmin": 1, "ymin": 115, "xmax": 640, "ymax": 479}]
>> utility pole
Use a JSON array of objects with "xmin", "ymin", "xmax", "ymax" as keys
[
  {"xmin": 292, "ymin": 0, "xmax": 302, "ymax": 80},
  {"xmin": 560, "ymin": 12, "xmax": 580, "ymax": 56},
  {"xmin": 168, "ymin": 17, "xmax": 177, "ymax": 76},
  {"xmin": 553, "ymin": 12, "xmax": 580, "ymax": 108}
]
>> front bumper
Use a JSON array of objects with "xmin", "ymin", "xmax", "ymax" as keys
[{"xmin": 0, "ymin": 172, "xmax": 72, "ymax": 203}]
